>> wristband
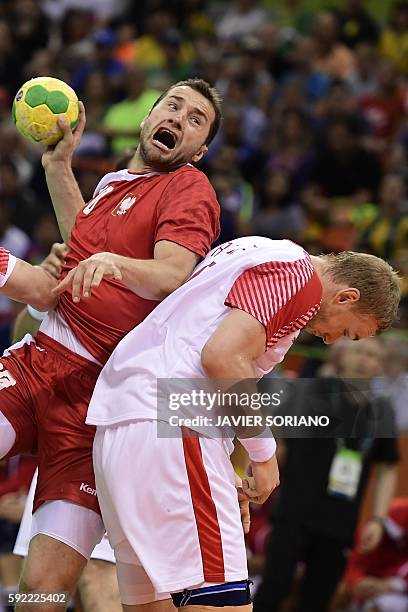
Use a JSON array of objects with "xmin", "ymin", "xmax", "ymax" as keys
[
  {"xmin": 238, "ymin": 431, "xmax": 276, "ymax": 463},
  {"xmin": 27, "ymin": 304, "xmax": 48, "ymax": 322}
]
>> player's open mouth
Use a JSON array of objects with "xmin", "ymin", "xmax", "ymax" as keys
[{"xmin": 152, "ymin": 128, "xmax": 177, "ymax": 151}]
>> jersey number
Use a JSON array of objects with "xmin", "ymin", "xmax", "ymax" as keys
[{"xmin": 83, "ymin": 185, "xmax": 114, "ymax": 215}]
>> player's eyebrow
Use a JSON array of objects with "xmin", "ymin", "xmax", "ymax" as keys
[{"xmin": 168, "ymin": 95, "xmax": 210, "ymax": 122}]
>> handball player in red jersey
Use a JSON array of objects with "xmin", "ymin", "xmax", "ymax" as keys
[{"xmin": 0, "ymin": 78, "xmax": 222, "ymax": 610}]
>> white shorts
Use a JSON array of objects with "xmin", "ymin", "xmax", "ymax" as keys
[
  {"xmin": 93, "ymin": 420, "xmax": 248, "ymax": 605},
  {"xmin": 13, "ymin": 469, "xmax": 115, "ymax": 563}
]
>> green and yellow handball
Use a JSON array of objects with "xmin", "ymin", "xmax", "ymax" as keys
[{"xmin": 12, "ymin": 77, "xmax": 79, "ymax": 146}]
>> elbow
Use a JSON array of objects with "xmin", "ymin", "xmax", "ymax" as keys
[
  {"xmin": 156, "ymin": 284, "xmax": 178, "ymax": 301},
  {"xmin": 201, "ymin": 344, "xmax": 222, "ymax": 378},
  {"xmin": 157, "ymin": 270, "xmax": 190, "ymax": 300}
]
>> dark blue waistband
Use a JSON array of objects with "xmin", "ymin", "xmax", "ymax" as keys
[{"xmin": 171, "ymin": 580, "xmax": 251, "ymax": 607}]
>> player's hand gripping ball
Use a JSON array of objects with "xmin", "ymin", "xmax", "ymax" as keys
[{"xmin": 12, "ymin": 77, "xmax": 79, "ymax": 146}]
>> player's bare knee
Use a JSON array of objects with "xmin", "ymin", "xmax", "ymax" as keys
[
  {"xmin": 0, "ymin": 412, "xmax": 16, "ymax": 458},
  {"xmin": 78, "ymin": 559, "xmax": 121, "ymax": 612},
  {"xmin": 78, "ymin": 558, "xmax": 111, "ymax": 586},
  {"xmin": 16, "ymin": 572, "xmax": 63, "ymax": 612},
  {"xmin": 21, "ymin": 534, "xmax": 86, "ymax": 592}
]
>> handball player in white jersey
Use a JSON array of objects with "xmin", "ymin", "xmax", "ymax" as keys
[{"xmin": 81, "ymin": 236, "xmax": 400, "ymax": 611}]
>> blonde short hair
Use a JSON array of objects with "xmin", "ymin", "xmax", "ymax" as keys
[{"xmin": 322, "ymin": 252, "xmax": 401, "ymax": 332}]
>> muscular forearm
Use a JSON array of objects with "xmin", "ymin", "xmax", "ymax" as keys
[
  {"xmin": 3, "ymin": 261, "xmax": 58, "ymax": 312},
  {"xmin": 52, "ymin": 242, "xmax": 199, "ymax": 303},
  {"xmin": 22, "ymin": 267, "xmax": 58, "ymax": 311},
  {"xmin": 44, "ymin": 163, "xmax": 85, "ymax": 242},
  {"xmin": 115, "ymin": 255, "xmax": 193, "ymax": 300},
  {"xmin": 204, "ymin": 352, "xmax": 278, "ymax": 497},
  {"xmin": 372, "ymin": 463, "xmax": 398, "ymax": 518},
  {"xmin": 202, "ymin": 354, "xmax": 267, "ymax": 440}
]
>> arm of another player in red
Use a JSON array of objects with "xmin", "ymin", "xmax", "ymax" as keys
[
  {"xmin": 115, "ymin": 239, "xmax": 200, "ymax": 299},
  {"xmin": 52, "ymin": 240, "xmax": 201, "ymax": 302},
  {"xmin": 0, "ymin": 250, "xmax": 58, "ymax": 311}
]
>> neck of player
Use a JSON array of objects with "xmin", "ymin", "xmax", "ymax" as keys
[{"xmin": 127, "ymin": 147, "xmax": 162, "ymax": 174}]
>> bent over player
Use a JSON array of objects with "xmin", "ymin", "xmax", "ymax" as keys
[
  {"xmin": 0, "ymin": 78, "xmax": 222, "ymax": 611},
  {"xmin": 84, "ymin": 236, "xmax": 400, "ymax": 611}
]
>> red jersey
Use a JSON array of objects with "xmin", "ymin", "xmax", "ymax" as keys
[{"xmin": 58, "ymin": 165, "xmax": 220, "ymax": 364}]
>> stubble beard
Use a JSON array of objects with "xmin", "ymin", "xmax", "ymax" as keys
[{"xmin": 140, "ymin": 137, "xmax": 186, "ymax": 172}]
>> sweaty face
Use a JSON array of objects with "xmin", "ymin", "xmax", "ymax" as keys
[
  {"xmin": 139, "ymin": 86, "xmax": 216, "ymax": 171},
  {"xmin": 306, "ymin": 305, "xmax": 378, "ymax": 345}
]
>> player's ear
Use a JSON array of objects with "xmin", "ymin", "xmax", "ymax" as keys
[
  {"xmin": 334, "ymin": 288, "xmax": 361, "ymax": 304},
  {"xmin": 192, "ymin": 144, "xmax": 208, "ymax": 163}
]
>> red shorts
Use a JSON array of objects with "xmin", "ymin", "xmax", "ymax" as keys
[{"xmin": 1, "ymin": 332, "xmax": 102, "ymax": 514}]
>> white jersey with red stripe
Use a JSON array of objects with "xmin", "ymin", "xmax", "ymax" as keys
[{"xmin": 86, "ymin": 236, "xmax": 322, "ymax": 433}]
